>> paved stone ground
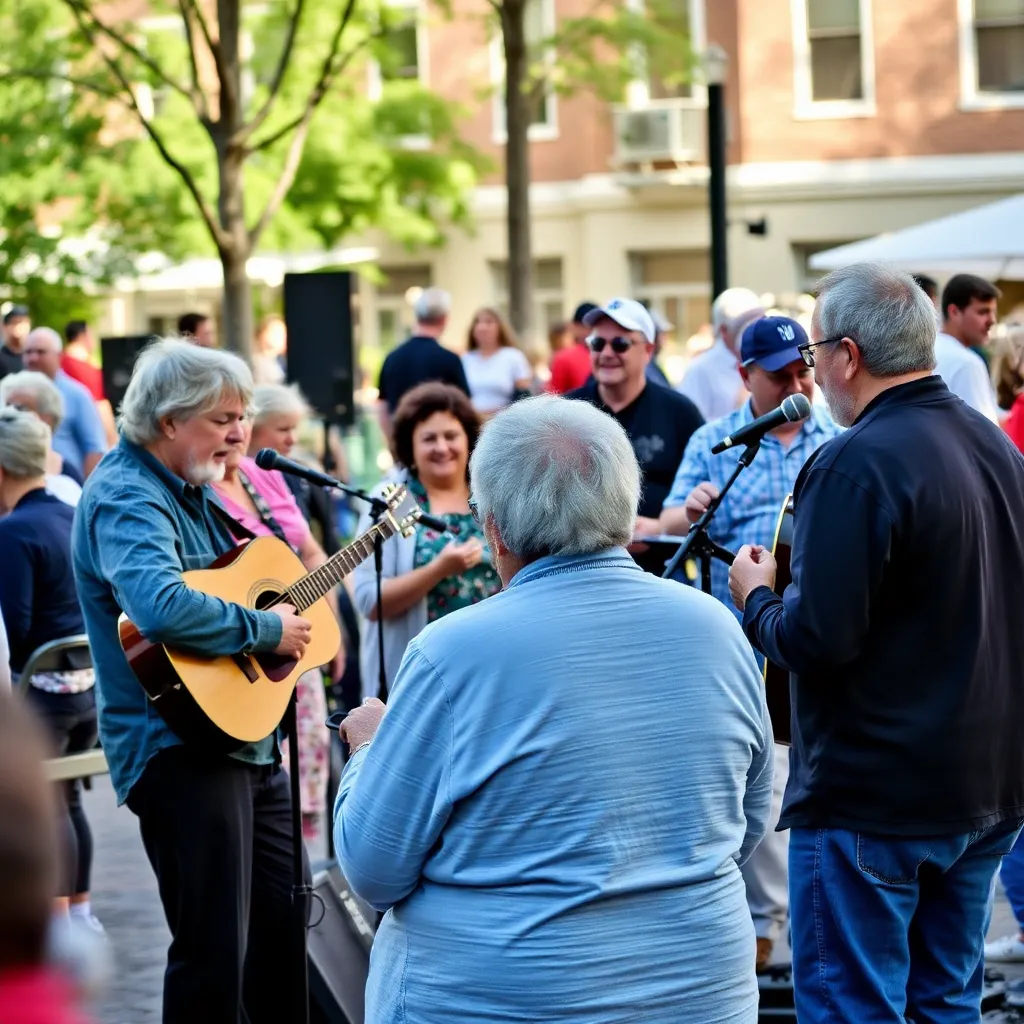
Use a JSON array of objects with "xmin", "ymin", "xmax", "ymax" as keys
[{"xmin": 82, "ymin": 772, "xmax": 1024, "ymax": 1022}]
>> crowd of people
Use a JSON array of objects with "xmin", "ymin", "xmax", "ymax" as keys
[{"xmin": 0, "ymin": 261, "xmax": 1023, "ymax": 1023}]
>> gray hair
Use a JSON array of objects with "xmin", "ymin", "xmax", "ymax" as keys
[
  {"xmin": 252, "ymin": 384, "xmax": 308, "ymax": 426},
  {"xmin": 0, "ymin": 407, "xmax": 50, "ymax": 478},
  {"xmin": 813, "ymin": 263, "xmax": 938, "ymax": 376},
  {"xmin": 470, "ymin": 395, "xmax": 640, "ymax": 559},
  {"xmin": 120, "ymin": 339, "xmax": 254, "ymax": 445},
  {"xmin": 24, "ymin": 326, "xmax": 62, "ymax": 352},
  {"xmin": 712, "ymin": 287, "xmax": 764, "ymax": 345},
  {"xmin": 0, "ymin": 371, "xmax": 65, "ymax": 429},
  {"xmin": 413, "ymin": 287, "xmax": 451, "ymax": 325}
]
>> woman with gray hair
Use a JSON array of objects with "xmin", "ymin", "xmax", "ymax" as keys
[
  {"xmin": 335, "ymin": 395, "xmax": 773, "ymax": 1024},
  {"xmin": 0, "ymin": 408, "xmax": 102, "ymax": 938},
  {"xmin": 1, "ymin": 370, "xmax": 82, "ymax": 505}
]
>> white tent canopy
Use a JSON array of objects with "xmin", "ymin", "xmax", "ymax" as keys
[{"xmin": 808, "ymin": 194, "xmax": 1024, "ymax": 280}]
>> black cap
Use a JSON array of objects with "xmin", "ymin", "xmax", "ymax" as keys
[
  {"xmin": 572, "ymin": 302, "xmax": 598, "ymax": 324},
  {"xmin": 3, "ymin": 305, "xmax": 29, "ymax": 324}
]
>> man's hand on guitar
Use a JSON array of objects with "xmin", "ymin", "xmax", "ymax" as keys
[
  {"xmin": 270, "ymin": 603, "xmax": 313, "ymax": 659},
  {"xmin": 728, "ymin": 544, "xmax": 777, "ymax": 612},
  {"xmin": 684, "ymin": 482, "xmax": 721, "ymax": 525}
]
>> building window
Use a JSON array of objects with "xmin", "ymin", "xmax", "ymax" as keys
[
  {"xmin": 791, "ymin": 0, "xmax": 875, "ymax": 118},
  {"xmin": 374, "ymin": 264, "xmax": 433, "ymax": 351},
  {"xmin": 488, "ymin": 258, "xmax": 564, "ymax": 330},
  {"xmin": 368, "ymin": 0, "xmax": 426, "ymax": 101},
  {"xmin": 974, "ymin": 0, "xmax": 1024, "ymax": 93},
  {"xmin": 491, "ymin": 0, "xmax": 558, "ymax": 141},
  {"xmin": 629, "ymin": 250, "xmax": 710, "ymax": 344}
]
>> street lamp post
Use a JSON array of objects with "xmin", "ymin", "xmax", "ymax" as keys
[{"xmin": 705, "ymin": 44, "xmax": 729, "ymax": 300}]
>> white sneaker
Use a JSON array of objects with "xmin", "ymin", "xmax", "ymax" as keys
[{"xmin": 985, "ymin": 933, "xmax": 1024, "ymax": 962}]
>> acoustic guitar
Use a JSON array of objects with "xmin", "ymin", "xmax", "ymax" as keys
[
  {"xmin": 118, "ymin": 484, "xmax": 421, "ymax": 751},
  {"xmin": 763, "ymin": 493, "xmax": 795, "ymax": 745}
]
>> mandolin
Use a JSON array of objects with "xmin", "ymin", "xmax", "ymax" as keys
[
  {"xmin": 118, "ymin": 484, "xmax": 421, "ymax": 751},
  {"xmin": 763, "ymin": 494, "xmax": 795, "ymax": 745}
]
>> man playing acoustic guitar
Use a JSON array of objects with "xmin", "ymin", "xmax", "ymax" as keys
[
  {"xmin": 659, "ymin": 314, "xmax": 841, "ymax": 973},
  {"xmin": 729, "ymin": 263, "xmax": 1024, "ymax": 1024},
  {"xmin": 72, "ymin": 340, "xmax": 314, "ymax": 1024}
]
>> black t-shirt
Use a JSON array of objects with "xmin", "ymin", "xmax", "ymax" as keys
[
  {"xmin": 567, "ymin": 379, "xmax": 704, "ymax": 518},
  {"xmin": 0, "ymin": 345, "xmax": 22, "ymax": 381},
  {"xmin": 378, "ymin": 335, "xmax": 470, "ymax": 413}
]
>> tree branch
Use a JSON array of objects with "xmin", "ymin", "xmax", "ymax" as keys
[
  {"xmin": 0, "ymin": 68, "xmax": 128, "ymax": 104},
  {"xmin": 238, "ymin": 0, "xmax": 308, "ymax": 141},
  {"xmin": 60, "ymin": 0, "xmax": 196, "ymax": 111},
  {"xmin": 62, "ymin": 1, "xmax": 229, "ymax": 250},
  {"xmin": 176, "ymin": 0, "xmax": 209, "ymax": 121},
  {"xmin": 245, "ymin": 0, "xmax": 360, "ymax": 155},
  {"xmin": 180, "ymin": 0, "xmax": 228, "ymax": 103}
]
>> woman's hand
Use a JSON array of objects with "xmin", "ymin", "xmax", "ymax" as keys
[
  {"xmin": 435, "ymin": 539, "xmax": 484, "ymax": 577},
  {"xmin": 341, "ymin": 698, "xmax": 386, "ymax": 754}
]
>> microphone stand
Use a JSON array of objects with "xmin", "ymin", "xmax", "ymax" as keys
[{"xmin": 662, "ymin": 440, "xmax": 762, "ymax": 589}]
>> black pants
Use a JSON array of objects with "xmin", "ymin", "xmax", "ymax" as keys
[
  {"xmin": 24, "ymin": 687, "xmax": 98, "ymax": 897},
  {"xmin": 126, "ymin": 746, "xmax": 310, "ymax": 1024}
]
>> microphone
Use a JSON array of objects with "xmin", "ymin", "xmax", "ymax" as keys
[
  {"xmin": 710, "ymin": 393, "xmax": 812, "ymax": 455},
  {"xmin": 254, "ymin": 448, "xmax": 456, "ymax": 535}
]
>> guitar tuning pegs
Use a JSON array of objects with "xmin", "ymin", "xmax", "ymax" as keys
[{"xmin": 382, "ymin": 484, "xmax": 396, "ymax": 498}]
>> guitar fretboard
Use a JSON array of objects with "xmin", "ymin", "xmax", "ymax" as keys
[{"xmin": 284, "ymin": 520, "xmax": 394, "ymax": 612}]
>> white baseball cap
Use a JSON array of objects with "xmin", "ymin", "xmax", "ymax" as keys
[{"xmin": 583, "ymin": 298, "xmax": 657, "ymax": 345}]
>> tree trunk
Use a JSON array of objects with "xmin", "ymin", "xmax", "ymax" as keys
[
  {"xmin": 501, "ymin": 0, "xmax": 534, "ymax": 340},
  {"xmin": 215, "ymin": 0, "xmax": 252, "ymax": 359}
]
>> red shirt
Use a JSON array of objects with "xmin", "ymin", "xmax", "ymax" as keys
[
  {"xmin": 0, "ymin": 967, "xmax": 91, "ymax": 1024},
  {"xmin": 59, "ymin": 354, "xmax": 105, "ymax": 401},
  {"xmin": 1004, "ymin": 393, "xmax": 1024, "ymax": 454},
  {"xmin": 546, "ymin": 343, "xmax": 592, "ymax": 394}
]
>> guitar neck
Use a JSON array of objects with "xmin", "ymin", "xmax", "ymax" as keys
[{"xmin": 285, "ymin": 519, "xmax": 395, "ymax": 611}]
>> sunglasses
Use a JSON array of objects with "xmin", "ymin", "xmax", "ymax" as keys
[{"xmin": 587, "ymin": 335, "xmax": 639, "ymax": 354}]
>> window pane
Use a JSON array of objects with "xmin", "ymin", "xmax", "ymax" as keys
[
  {"xmin": 378, "ymin": 265, "xmax": 432, "ymax": 296},
  {"xmin": 633, "ymin": 251, "xmax": 708, "ymax": 286},
  {"xmin": 525, "ymin": 0, "xmax": 547, "ymax": 46},
  {"xmin": 527, "ymin": 83, "xmax": 552, "ymax": 125},
  {"xmin": 381, "ymin": 23, "xmax": 419, "ymax": 81},
  {"xmin": 976, "ymin": 0, "xmax": 1024, "ymax": 21},
  {"xmin": 535, "ymin": 259, "xmax": 563, "ymax": 289},
  {"xmin": 807, "ymin": 0, "xmax": 860, "ymax": 33},
  {"xmin": 978, "ymin": 25, "xmax": 1024, "ymax": 89},
  {"xmin": 810, "ymin": 35, "xmax": 863, "ymax": 100}
]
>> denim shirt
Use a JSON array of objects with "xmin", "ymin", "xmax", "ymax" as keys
[{"xmin": 72, "ymin": 438, "xmax": 284, "ymax": 804}]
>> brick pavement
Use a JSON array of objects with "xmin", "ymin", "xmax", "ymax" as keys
[{"xmin": 82, "ymin": 771, "xmax": 1024, "ymax": 1021}]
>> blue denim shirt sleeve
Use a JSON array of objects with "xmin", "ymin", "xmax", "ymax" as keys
[
  {"xmin": 90, "ymin": 491, "xmax": 282, "ymax": 655},
  {"xmin": 334, "ymin": 639, "xmax": 453, "ymax": 911}
]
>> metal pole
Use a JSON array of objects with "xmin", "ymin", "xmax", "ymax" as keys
[{"xmin": 708, "ymin": 79, "xmax": 728, "ymax": 299}]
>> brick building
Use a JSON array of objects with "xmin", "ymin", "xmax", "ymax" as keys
[{"xmin": 103, "ymin": 0, "xmax": 1024, "ymax": 359}]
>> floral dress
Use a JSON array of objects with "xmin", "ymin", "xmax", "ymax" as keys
[{"xmin": 408, "ymin": 477, "xmax": 502, "ymax": 622}]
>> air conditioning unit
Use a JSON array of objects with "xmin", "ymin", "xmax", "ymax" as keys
[{"xmin": 612, "ymin": 100, "xmax": 705, "ymax": 166}]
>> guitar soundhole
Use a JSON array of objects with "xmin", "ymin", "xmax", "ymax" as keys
[{"xmin": 251, "ymin": 589, "xmax": 298, "ymax": 681}]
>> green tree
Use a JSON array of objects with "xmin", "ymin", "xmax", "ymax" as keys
[
  {"xmin": 0, "ymin": 0, "xmax": 484, "ymax": 357},
  {"xmin": 491, "ymin": 0, "xmax": 693, "ymax": 336}
]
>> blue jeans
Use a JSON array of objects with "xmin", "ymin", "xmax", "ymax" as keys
[
  {"xmin": 790, "ymin": 821, "xmax": 1023, "ymax": 1024},
  {"xmin": 998, "ymin": 827, "xmax": 1024, "ymax": 930}
]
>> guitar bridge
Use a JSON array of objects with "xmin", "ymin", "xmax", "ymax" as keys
[{"xmin": 232, "ymin": 653, "xmax": 260, "ymax": 684}]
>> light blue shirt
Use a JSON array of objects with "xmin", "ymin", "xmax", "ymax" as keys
[
  {"xmin": 335, "ymin": 548, "xmax": 772, "ymax": 1024},
  {"xmin": 53, "ymin": 370, "xmax": 107, "ymax": 473},
  {"xmin": 664, "ymin": 398, "xmax": 842, "ymax": 617}
]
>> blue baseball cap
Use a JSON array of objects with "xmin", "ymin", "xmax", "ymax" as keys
[{"xmin": 740, "ymin": 315, "xmax": 808, "ymax": 372}]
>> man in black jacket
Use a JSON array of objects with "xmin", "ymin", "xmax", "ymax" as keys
[{"xmin": 729, "ymin": 262, "xmax": 1024, "ymax": 1024}]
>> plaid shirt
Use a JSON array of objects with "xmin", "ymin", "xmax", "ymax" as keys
[{"xmin": 664, "ymin": 398, "xmax": 842, "ymax": 616}]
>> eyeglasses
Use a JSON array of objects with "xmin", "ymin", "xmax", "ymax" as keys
[
  {"xmin": 468, "ymin": 497, "xmax": 479, "ymax": 523},
  {"xmin": 587, "ymin": 335, "xmax": 638, "ymax": 354},
  {"xmin": 797, "ymin": 335, "xmax": 848, "ymax": 367}
]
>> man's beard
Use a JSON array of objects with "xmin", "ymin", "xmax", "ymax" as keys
[
  {"xmin": 184, "ymin": 454, "xmax": 225, "ymax": 486},
  {"xmin": 820, "ymin": 380, "xmax": 856, "ymax": 428}
]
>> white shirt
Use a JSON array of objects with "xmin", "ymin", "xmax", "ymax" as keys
[
  {"xmin": 934, "ymin": 333, "xmax": 999, "ymax": 423},
  {"xmin": 677, "ymin": 340, "xmax": 745, "ymax": 422},
  {"xmin": 0, "ymin": 605, "xmax": 10, "ymax": 691},
  {"xmin": 45, "ymin": 473, "xmax": 82, "ymax": 507},
  {"xmin": 462, "ymin": 347, "xmax": 532, "ymax": 414}
]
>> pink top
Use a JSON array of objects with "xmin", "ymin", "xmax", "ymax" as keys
[{"xmin": 213, "ymin": 457, "xmax": 313, "ymax": 552}]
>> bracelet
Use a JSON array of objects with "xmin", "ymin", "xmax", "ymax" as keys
[{"xmin": 350, "ymin": 741, "xmax": 372, "ymax": 757}]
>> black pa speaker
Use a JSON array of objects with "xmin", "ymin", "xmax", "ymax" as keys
[
  {"xmin": 100, "ymin": 335, "xmax": 153, "ymax": 412},
  {"xmin": 283, "ymin": 272, "xmax": 355, "ymax": 428},
  {"xmin": 307, "ymin": 862, "xmax": 378, "ymax": 1024}
]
